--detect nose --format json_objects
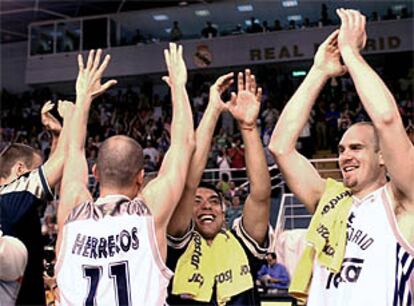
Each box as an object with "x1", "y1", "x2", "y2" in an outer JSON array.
[{"x1": 201, "y1": 201, "x2": 212, "y2": 209}]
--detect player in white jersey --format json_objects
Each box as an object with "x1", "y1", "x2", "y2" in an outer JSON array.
[
  {"x1": 55, "y1": 44, "x2": 194, "y2": 306},
  {"x1": 269, "y1": 8, "x2": 414, "y2": 306}
]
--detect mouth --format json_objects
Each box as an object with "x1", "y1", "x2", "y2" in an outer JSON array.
[
  {"x1": 198, "y1": 214, "x2": 216, "y2": 224},
  {"x1": 342, "y1": 165, "x2": 359, "y2": 175}
]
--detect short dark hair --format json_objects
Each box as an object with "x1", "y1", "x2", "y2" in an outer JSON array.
[
  {"x1": 0, "y1": 143, "x2": 41, "y2": 179},
  {"x1": 197, "y1": 182, "x2": 224, "y2": 208},
  {"x1": 267, "y1": 252, "x2": 277, "y2": 260},
  {"x1": 96, "y1": 136, "x2": 144, "y2": 188}
]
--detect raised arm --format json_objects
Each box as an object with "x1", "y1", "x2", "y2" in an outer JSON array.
[
  {"x1": 227, "y1": 69, "x2": 271, "y2": 244},
  {"x1": 40, "y1": 100, "x2": 62, "y2": 155},
  {"x1": 41, "y1": 99, "x2": 69, "y2": 188},
  {"x1": 337, "y1": 9, "x2": 414, "y2": 201},
  {"x1": 167, "y1": 72, "x2": 234, "y2": 236},
  {"x1": 57, "y1": 50, "x2": 117, "y2": 253},
  {"x1": 142, "y1": 43, "x2": 195, "y2": 233},
  {"x1": 268, "y1": 30, "x2": 347, "y2": 213}
]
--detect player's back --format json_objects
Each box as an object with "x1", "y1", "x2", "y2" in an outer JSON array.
[{"x1": 56, "y1": 195, "x2": 172, "y2": 306}]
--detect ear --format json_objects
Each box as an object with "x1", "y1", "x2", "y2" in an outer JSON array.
[
  {"x1": 92, "y1": 164, "x2": 99, "y2": 182},
  {"x1": 15, "y1": 161, "x2": 27, "y2": 177},
  {"x1": 136, "y1": 169, "x2": 145, "y2": 186}
]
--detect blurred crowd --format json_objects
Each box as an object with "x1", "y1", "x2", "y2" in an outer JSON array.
[
  {"x1": 1, "y1": 64, "x2": 412, "y2": 262},
  {"x1": 131, "y1": 4, "x2": 413, "y2": 45}
]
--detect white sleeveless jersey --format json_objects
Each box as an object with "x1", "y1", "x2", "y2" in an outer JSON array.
[
  {"x1": 55, "y1": 195, "x2": 173, "y2": 306},
  {"x1": 308, "y1": 186, "x2": 414, "y2": 306}
]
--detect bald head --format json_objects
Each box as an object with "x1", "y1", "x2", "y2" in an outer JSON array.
[{"x1": 96, "y1": 136, "x2": 144, "y2": 189}]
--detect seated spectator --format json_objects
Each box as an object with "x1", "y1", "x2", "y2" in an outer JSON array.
[
  {"x1": 256, "y1": 252, "x2": 290, "y2": 293},
  {"x1": 170, "y1": 21, "x2": 183, "y2": 41},
  {"x1": 143, "y1": 154, "x2": 157, "y2": 172},
  {"x1": 246, "y1": 17, "x2": 263, "y2": 33},
  {"x1": 231, "y1": 24, "x2": 244, "y2": 35},
  {"x1": 225, "y1": 193, "x2": 244, "y2": 227},
  {"x1": 400, "y1": 7, "x2": 411, "y2": 19},
  {"x1": 201, "y1": 21, "x2": 218, "y2": 38},
  {"x1": 273, "y1": 19, "x2": 282, "y2": 31},
  {"x1": 301, "y1": 18, "x2": 312, "y2": 29},
  {"x1": 383, "y1": 7, "x2": 397, "y2": 20},
  {"x1": 262, "y1": 21, "x2": 271, "y2": 32},
  {"x1": 370, "y1": 11, "x2": 380, "y2": 21}
]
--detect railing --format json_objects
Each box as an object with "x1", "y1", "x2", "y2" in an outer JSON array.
[{"x1": 85, "y1": 156, "x2": 340, "y2": 198}]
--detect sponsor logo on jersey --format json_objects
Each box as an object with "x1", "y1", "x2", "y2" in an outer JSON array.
[
  {"x1": 326, "y1": 257, "x2": 364, "y2": 289},
  {"x1": 347, "y1": 212, "x2": 375, "y2": 250}
]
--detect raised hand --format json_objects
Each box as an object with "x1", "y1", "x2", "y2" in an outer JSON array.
[
  {"x1": 227, "y1": 69, "x2": 262, "y2": 130},
  {"x1": 336, "y1": 8, "x2": 367, "y2": 52},
  {"x1": 313, "y1": 30, "x2": 347, "y2": 78},
  {"x1": 41, "y1": 101, "x2": 62, "y2": 134},
  {"x1": 162, "y1": 43, "x2": 187, "y2": 88},
  {"x1": 208, "y1": 72, "x2": 234, "y2": 113},
  {"x1": 57, "y1": 100, "x2": 74, "y2": 120},
  {"x1": 76, "y1": 49, "x2": 117, "y2": 101}
]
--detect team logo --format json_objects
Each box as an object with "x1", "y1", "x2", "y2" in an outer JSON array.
[
  {"x1": 194, "y1": 44, "x2": 212, "y2": 68},
  {"x1": 326, "y1": 257, "x2": 364, "y2": 289}
]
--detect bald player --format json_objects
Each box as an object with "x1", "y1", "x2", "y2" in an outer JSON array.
[
  {"x1": 269, "y1": 9, "x2": 413, "y2": 306},
  {"x1": 55, "y1": 44, "x2": 194, "y2": 305}
]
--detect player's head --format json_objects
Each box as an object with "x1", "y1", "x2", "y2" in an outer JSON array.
[
  {"x1": 94, "y1": 135, "x2": 144, "y2": 194},
  {"x1": 193, "y1": 183, "x2": 225, "y2": 241},
  {"x1": 0, "y1": 143, "x2": 43, "y2": 183},
  {"x1": 338, "y1": 122, "x2": 386, "y2": 194}
]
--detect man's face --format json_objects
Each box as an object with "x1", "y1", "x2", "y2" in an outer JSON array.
[
  {"x1": 338, "y1": 125, "x2": 384, "y2": 193},
  {"x1": 193, "y1": 187, "x2": 224, "y2": 241},
  {"x1": 266, "y1": 254, "x2": 276, "y2": 265}
]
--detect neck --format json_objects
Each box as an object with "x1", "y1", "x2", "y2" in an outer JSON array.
[
  {"x1": 99, "y1": 186, "x2": 138, "y2": 200},
  {"x1": 351, "y1": 176, "x2": 387, "y2": 199}
]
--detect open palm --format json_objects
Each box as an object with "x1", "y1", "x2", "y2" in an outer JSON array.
[
  {"x1": 228, "y1": 70, "x2": 262, "y2": 128},
  {"x1": 314, "y1": 30, "x2": 347, "y2": 78}
]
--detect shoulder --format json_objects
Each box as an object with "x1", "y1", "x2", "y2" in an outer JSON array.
[
  {"x1": 232, "y1": 217, "x2": 270, "y2": 260},
  {"x1": 1, "y1": 166, "x2": 52, "y2": 200},
  {"x1": 167, "y1": 221, "x2": 194, "y2": 250}
]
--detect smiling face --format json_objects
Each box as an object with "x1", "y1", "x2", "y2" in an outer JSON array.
[
  {"x1": 193, "y1": 187, "x2": 225, "y2": 241},
  {"x1": 338, "y1": 123, "x2": 386, "y2": 197}
]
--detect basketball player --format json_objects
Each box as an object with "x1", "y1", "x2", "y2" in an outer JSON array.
[
  {"x1": 167, "y1": 69, "x2": 271, "y2": 305},
  {"x1": 269, "y1": 9, "x2": 413, "y2": 306},
  {"x1": 55, "y1": 44, "x2": 194, "y2": 305},
  {"x1": 0, "y1": 100, "x2": 71, "y2": 305}
]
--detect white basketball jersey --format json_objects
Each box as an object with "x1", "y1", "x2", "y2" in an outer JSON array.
[
  {"x1": 56, "y1": 195, "x2": 173, "y2": 306},
  {"x1": 307, "y1": 186, "x2": 414, "y2": 306}
]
